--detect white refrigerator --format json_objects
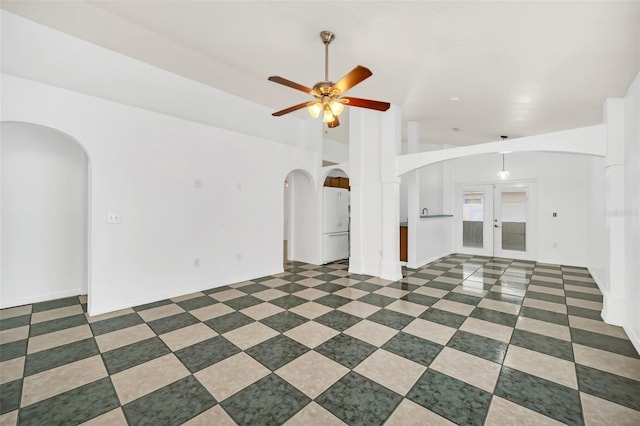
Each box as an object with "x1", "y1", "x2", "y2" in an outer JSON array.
[{"x1": 323, "y1": 187, "x2": 350, "y2": 263}]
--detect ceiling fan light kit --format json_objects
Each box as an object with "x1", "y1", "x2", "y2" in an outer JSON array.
[{"x1": 268, "y1": 31, "x2": 390, "y2": 128}]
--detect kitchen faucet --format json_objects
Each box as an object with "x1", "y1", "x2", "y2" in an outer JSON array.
[{"x1": 422, "y1": 208, "x2": 429, "y2": 215}]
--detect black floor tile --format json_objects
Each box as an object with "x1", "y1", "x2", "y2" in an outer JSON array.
[
  {"x1": 204, "y1": 312, "x2": 254, "y2": 334},
  {"x1": 102, "y1": 337, "x2": 170, "y2": 375},
  {"x1": 469, "y1": 307, "x2": 518, "y2": 328},
  {"x1": 90, "y1": 313, "x2": 144, "y2": 336},
  {"x1": 419, "y1": 308, "x2": 467, "y2": 328},
  {"x1": 29, "y1": 314, "x2": 87, "y2": 337},
  {"x1": 316, "y1": 371, "x2": 402, "y2": 426},
  {"x1": 510, "y1": 329, "x2": 574, "y2": 361},
  {"x1": 565, "y1": 291, "x2": 603, "y2": 303},
  {"x1": 315, "y1": 283, "x2": 347, "y2": 293},
  {"x1": 174, "y1": 336, "x2": 241, "y2": 373},
  {"x1": 31, "y1": 296, "x2": 80, "y2": 313},
  {"x1": 520, "y1": 306, "x2": 569, "y2": 326},
  {"x1": 400, "y1": 292, "x2": 439, "y2": 306},
  {"x1": 245, "y1": 335, "x2": 309, "y2": 371},
  {"x1": 567, "y1": 306, "x2": 602, "y2": 320},
  {"x1": 443, "y1": 292, "x2": 482, "y2": 306},
  {"x1": 448, "y1": 330, "x2": 508, "y2": 364},
  {"x1": 223, "y1": 295, "x2": 263, "y2": 311},
  {"x1": 350, "y1": 282, "x2": 383, "y2": 293},
  {"x1": 382, "y1": 332, "x2": 443, "y2": 366},
  {"x1": 274, "y1": 283, "x2": 307, "y2": 295},
  {"x1": 315, "y1": 334, "x2": 377, "y2": 369},
  {"x1": 484, "y1": 291, "x2": 523, "y2": 305},
  {"x1": 0, "y1": 379, "x2": 22, "y2": 415},
  {"x1": 260, "y1": 311, "x2": 308, "y2": 333},
  {"x1": 525, "y1": 291, "x2": 566, "y2": 305},
  {"x1": 358, "y1": 293, "x2": 396, "y2": 308},
  {"x1": 367, "y1": 309, "x2": 413, "y2": 330},
  {"x1": 24, "y1": 338, "x2": 99, "y2": 376},
  {"x1": 148, "y1": 312, "x2": 200, "y2": 335},
  {"x1": 314, "y1": 310, "x2": 361, "y2": 332},
  {"x1": 268, "y1": 294, "x2": 307, "y2": 309},
  {"x1": 133, "y1": 299, "x2": 173, "y2": 312},
  {"x1": 412, "y1": 272, "x2": 440, "y2": 280},
  {"x1": 221, "y1": 374, "x2": 310, "y2": 425},
  {"x1": 388, "y1": 281, "x2": 419, "y2": 292},
  {"x1": 570, "y1": 328, "x2": 639, "y2": 358},
  {"x1": 236, "y1": 283, "x2": 270, "y2": 294},
  {"x1": 495, "y1": 366, "x2": 584, "y2": 426},
  {"x1": 203, "y1": 286, "x2": 232, "y2": 295},
  {"x1": 0, "y1": 339, "x2": 27, "y2": 362},
  {"x1": 176, "y1": 296, "x2": 217, "y2": 311},
  {"x1": 315, "y1": 294, "x2": 351, "y2": 309},
  {"x1": 576, "y1": 364, "x2": 640, "y2": 411},
  {"x1": 122, "y1": 375, "x2": 216, "y2": 425},
  {"x1": 407, "y1": 369, "x2": 492, "y2": 426},
  {"x1": 425, "y1": 281, "x2": 457, "y2": 291},
  {"x1": 0, "y1": 314, "x2": 31, "y2": 331},
  {"x1": 17, "y1": 378, "x2": 119, "y2": 425}
]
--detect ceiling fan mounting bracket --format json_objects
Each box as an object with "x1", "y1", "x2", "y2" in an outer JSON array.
[{"x1": 320, "y1": 31, "x2": 335, "y2": 45}]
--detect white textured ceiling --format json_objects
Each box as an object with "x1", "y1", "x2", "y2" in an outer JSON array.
[{"x1": 2, "y1": 1, "x2": 639, "y2": 146}]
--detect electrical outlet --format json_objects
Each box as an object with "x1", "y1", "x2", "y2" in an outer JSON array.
[{"x1": 106, "y1": 212, "x2": 120, "y2": 224}]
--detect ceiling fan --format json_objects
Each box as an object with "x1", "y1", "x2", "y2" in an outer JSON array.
[{"x1": 268, "y1": 31, "x2": 390, "y2": 128}]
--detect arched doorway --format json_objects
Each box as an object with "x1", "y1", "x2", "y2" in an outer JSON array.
[
  {"x1": 1, "y1": 122, "x2": 90, "y2": 309},
  {"x1": 283, "y1": 169, "x2": 317, "y2": 265},
  {"x1": 321, "y1": 168, "x2": 351, "y2": 264}
]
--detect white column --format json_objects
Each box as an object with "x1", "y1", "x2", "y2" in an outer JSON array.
[
  {"x1": 380, "y1": 106, "x2": 402, "y2": 280},
  {"x1": 348, "y1": 106, "x2": 402, "y2": 280},
  {"x1": 602, "y1": 98, "x2": 626, "y2": 325},
  {"x1": 406, "y1": 122, "x2": 420, "y2": 268}
]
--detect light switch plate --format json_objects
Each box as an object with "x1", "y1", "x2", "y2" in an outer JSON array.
[{"x1": 107, "y1": 212, "x2": 121, "y2": 224}]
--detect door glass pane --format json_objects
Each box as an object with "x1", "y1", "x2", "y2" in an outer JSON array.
[
  {"x1": 501, "y1": 191, "x2": 526, "y2": 251},
  {"x1": 463, "y1": 192, "x2": 484, "y2": 248}
]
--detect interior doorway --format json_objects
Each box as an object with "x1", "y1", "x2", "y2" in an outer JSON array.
[
  {"x1": 1, "y1": 121, "x2": 90, "y2": 308},
  {"x1": 456, "y1": 182, "x2": 536, "y2": 260}
]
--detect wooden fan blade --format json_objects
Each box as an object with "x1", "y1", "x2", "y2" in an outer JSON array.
[
  {"x1": 331, "y1": 65, "x2": 372, "y2": 95},
  {"x1": 272, "y1": 101, "x2": 316, "y2": 117},
  {"x1": 342, "y1": 96, "x2": 391, "y2": 111},
  {"x1": 268, "y1": 76, "x2": 317, "y2": 96},
  {"x1": 327, "y1": 116, "x2": 340, "y2": 128}
]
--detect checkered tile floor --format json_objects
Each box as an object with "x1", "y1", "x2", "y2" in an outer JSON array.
[{"x1": 1, "y1": 254, "x2": 639, "y2": 425}]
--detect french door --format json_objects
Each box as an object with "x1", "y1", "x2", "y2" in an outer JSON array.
[{"x1": 456, "y1": 183, "x2": 535, "y2": 260}]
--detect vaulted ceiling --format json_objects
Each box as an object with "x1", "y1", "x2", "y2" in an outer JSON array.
[{"x1": 2, "y1": 1, "x2": 639, "y2": 146}]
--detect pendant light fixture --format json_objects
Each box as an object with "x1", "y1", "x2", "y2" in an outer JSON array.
[{"x1": 497, "y1": 135, "x2": 510, "y2": 180}]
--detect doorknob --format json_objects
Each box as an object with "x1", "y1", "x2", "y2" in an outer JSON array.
[{"x1": 494, "y1": 224, "x2": 500, "y2": 228}]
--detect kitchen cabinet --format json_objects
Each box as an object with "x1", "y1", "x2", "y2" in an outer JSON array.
[
  {"x1": 324, "y1": 177, "x2": 350, "y2": 190},
  {"x1": 400, "y1": 225, "x2": 408, "y2": 262}
]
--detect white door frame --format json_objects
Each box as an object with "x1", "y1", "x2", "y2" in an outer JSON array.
[
  {"x1": 455, "y1": 180, "x2": 537, "y2": 260},
  {"x1": 493, "y1": 182, "x2": 537, "y2": 261}
]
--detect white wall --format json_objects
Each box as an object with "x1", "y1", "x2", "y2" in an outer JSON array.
[
  {"x1": 1, "y1": 74, "x2": 317, "y2": 315},
  {"x1": 414, "y1": 218, "x2": 453, "y2": 267},
  {"x1": 587, "y1": 156, "x2": 609, "y2": 293},
  {"x1": 1, "y1": 12, "x2": 321, "y2": 315},
  {"x1": 451, "y1": 152, "x2": 590, "y2": 266},
  {"x1": 288, "y1": 171, "x2": 321, "y2": 264},
  {"x1": 420, "y1": 163, "x2": 444, "y2": 215},
  {"x1": 623, "y1": 75, "x2": 640, "y2": 347},
  {"x1": 1, "y1": 123, "x2": 88, "y2": 307}
]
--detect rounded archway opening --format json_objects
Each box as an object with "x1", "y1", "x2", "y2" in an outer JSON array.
[
  {"x1": 283, "y1": 169, "x2": 315, "y2": 265},
  {"x1": 1, "y1": 121, "x2": 90, "y2": 309}
]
